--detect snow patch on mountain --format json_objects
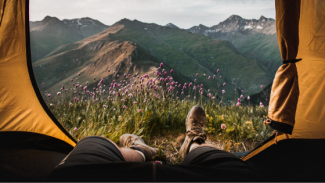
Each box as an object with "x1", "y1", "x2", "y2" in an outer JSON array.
[
  {"x1": 187, "y1": 15, "x2": 275, "y2": 36},
  {"x1": 165, "y1": 23, "x2": 180, "y2": 29}
]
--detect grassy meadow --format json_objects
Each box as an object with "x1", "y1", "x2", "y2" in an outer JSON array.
[{"x1": 45, "y1": 66, "x2": 272, "y2": 164}]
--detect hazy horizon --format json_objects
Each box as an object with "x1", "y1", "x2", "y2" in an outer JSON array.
[{"x1": 30, "y1": 0, "x2": 275, "y2": 29}]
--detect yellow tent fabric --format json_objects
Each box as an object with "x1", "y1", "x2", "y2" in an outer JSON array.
[
  {"x1": 267, "y1": 0, "x2": 300, "y2": 130},
  {"x1": 293, "y1": 0, "x2": 325, "y2": 139},
  {"x1": 243, "y1": 0, "x2": 325, "y2": 161},
  {"x1": 0, "y1": 0, "x2": 76, "y2": 147}
]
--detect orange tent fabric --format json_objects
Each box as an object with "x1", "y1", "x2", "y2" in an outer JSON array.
[
  {"x1": 243, "y1": 0, "x2": 325, "y2": 161},
  {"x1": 0, "y1": 0, "x2": 76, "y2": 147},
  {"x1": 266, "y1": 0, "x2": 301, "y2": 134}
]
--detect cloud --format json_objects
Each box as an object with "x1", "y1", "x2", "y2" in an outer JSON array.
[{"x1": 30, "y1": 0, "x2": 275, "y2": 29}]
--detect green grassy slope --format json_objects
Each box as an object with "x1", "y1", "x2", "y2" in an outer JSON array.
[
  {"x1": 104, "y1": 19, "x2": 272, "y2": 96},
  {"x1": 33, "y1": 19, "x2": 273, "y2": 99},
  {"x1": 33, "y1": 39, "x2": 191, "y2": 95},
  {"x1": 30, "y1": 31, "x2": 83, "y2": 62},
  {"x1": 214, "y1": 33, "x2": 281, "y2": 77}
]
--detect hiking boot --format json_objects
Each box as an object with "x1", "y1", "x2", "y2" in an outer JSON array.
[
  {"x1": 179, "y1": 105, "x2": 207, "y2": 159},
  {"x1": 119, "y1": 134, "x2": 158, "y2": 162}
]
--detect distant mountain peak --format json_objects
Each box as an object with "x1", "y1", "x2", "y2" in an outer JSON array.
[
  {"x1": 227, "y1": 15, "x2": 243, "y2": 20},
  {"x1": 188, "y1": 14, "x2": 276, "y2": 35},
  {"x1": 42, "y1": 15, "x2": 61, "y2": 23},
  {"x1": 29, "y1": 16, "x2": 109, "y2": 62},
  {"x1": 165, "y1": 23, "x2": 179, "y2": 29},
  {"x1": 61, "y1": 17, "x2": 109, "y2": 28},
  {"x1": 116, "y1": 18, "x2": 133, "y2": 25}
]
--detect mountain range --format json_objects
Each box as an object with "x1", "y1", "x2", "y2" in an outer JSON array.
[
  {"x1": 31, "y1": 15, "x2": 279, "y2": 100},
  {"x1": 30, "y1": 16, "x2": 109, "y2": 62},
  {"x1": 186, "y1": 15, "x2": 280, "y2": 75}
]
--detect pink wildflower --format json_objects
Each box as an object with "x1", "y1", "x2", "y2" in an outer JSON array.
[
  {"x1": 247, "y1": 96, "x2": 250, "y2": 100},
  {"x1": 138, "y1": 109, "x2": 142, "y2": 112},
  {"x1": 217, "y1": 69, "x2": 220, "y2": 73},
  {"x1": 170, "y1": 69, "x2": 174, "y2": 74},
  {"x1": 221, "y1": 124, "x2": 226, "y2": 130},
  {"x1": 222, "y1": 90, "x2": 225, "y2": 94}
]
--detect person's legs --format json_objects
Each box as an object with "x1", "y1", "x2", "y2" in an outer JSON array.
[
  {"x1": 179, "y1": 105, "x2": 255, "y2": 169},
  {"x1": 57, "y1": 135, "x2": 144, "y2": 168},
  {"x1": 119, "y1": 147, "x2": 144, "y2": 162},
  {"x1": 119, "y1": 133, "x2": 158, "y2": 162},
  {"x1": 182, "y1": 145, "x2": 249, "y2": 167},
  {"x1": 48, "y1": 136, "x2": 154, "y2": 182}
]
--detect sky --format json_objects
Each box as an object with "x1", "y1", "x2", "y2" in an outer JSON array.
[{"x1": 30, "y1": 0, "x2": 275, "y2": 29}]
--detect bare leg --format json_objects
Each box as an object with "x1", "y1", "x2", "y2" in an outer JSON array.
[
  {"x1": 106, "y1": 138, "x2": 145, "y2": 162},
  {"x1": 189, "y1": 142, "x2": 219, "y2": 152},
  {"x1": 119, "y1": 147, "x2": 145, "y2": 162}
]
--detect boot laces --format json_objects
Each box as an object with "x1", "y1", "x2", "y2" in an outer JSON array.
[
  {"x1": 126, "y1": 138, "x2": 135, "y2": 147},
  {"x1": 187, "y1": 120, "x2": 206, "y2": 141},
  {"x1": 190, "y1": 120, "x2": 203, "y2": 134}
]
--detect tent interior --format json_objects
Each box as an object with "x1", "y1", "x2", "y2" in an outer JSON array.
[{"x1": 0, "y1": 0, "x2": 325, "y2": 181}]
